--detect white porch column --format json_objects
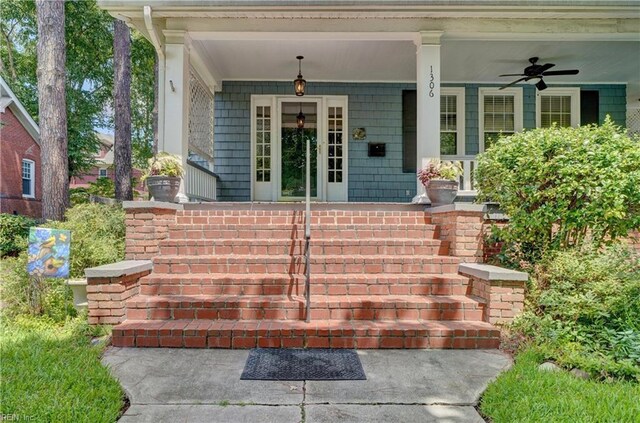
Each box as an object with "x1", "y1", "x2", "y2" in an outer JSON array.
[
  {"x1": 413, "y1": 31, "x2": 443, "y2": 204},
  {"x1": 161, "y1": 30, "x2": 190, "y2": 202}
]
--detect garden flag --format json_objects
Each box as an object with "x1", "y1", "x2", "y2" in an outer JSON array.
[{"x1": 27, "y1": 228, "x2": 71, "y2": 278}]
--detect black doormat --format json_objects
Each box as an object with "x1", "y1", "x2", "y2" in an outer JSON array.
[{"x1": 240, "y1": 348, "x2": 367, "y2": 381}]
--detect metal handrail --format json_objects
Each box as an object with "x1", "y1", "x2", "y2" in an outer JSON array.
[{"x1": 304, "y1": 128, "x2": 312, "y2": 323}]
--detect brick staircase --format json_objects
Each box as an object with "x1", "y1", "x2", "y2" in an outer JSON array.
[{"x1": 111, "y1": 205, "x2": 500, "y2": 349}]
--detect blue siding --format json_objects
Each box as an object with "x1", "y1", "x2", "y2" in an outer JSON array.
[{"x1": 214, "y1": 81, "x2": 626, "y2": 202}]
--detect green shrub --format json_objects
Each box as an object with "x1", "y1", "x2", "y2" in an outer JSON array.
[
  {"x1": 513, "y1": 245, "x2": 640, "y2": 380},
  {"x1": 0, "y1": 203, "x2": 125, "y2": 320},
  {"x1": 48, "y1": 203, "x2": 126, "y2": 278},
  {"x1": 476, "y1": 117, "x2": 640, "y2": 264},
  {"x1": 1, "y1": 254, "x2": 76, "y2": 322},
  {"x1": 0, "y1": 214, "x2": 36, "y2": 257}
]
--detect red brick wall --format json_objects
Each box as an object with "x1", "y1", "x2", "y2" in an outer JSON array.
[
  {"x1": 0, "y1": 107, "x2": 42, "y2": 218},
  {"x1": 70, "y1": 167, "x2": 145, "y2": 192}
]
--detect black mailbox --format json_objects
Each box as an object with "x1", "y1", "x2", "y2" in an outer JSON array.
[{"x1": 368, "y1": 143, "x2": 386, "y2": 157}]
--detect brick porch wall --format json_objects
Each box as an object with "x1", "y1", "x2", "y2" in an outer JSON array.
[
  {"x1": 428, "y1": 204, "x2": 485, "y2": 263},
  {"x1": 124, "y1": 202, "x2": 182, "y2": 260}
]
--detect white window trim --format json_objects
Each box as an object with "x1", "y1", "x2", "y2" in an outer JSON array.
[
  {"x1": 478, "y1": 87, "x2": 523, "y2": 153},
  {"x1": 440, "y1": 87, "x2": 466, "y2": 157},
  {"x1": 22, "y1": 159, "x2": 35, "y2": 199},
  {"x1": 536, "y1": 87, "x2": 581, "y2": 128}
]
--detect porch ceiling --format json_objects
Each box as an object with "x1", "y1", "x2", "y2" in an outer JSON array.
[{"x1": 194, "y1": 37, "x2": 640, "y2": 106}]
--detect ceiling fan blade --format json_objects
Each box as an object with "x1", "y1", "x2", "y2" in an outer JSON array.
[
  {"x1": 542, "y1": 69, "x2": 580, "y2": 76},
  {"x1": 499, "y1": 77, "x2": 529, "y2": 90},
  {"x1": 538, "y1": 63, "x2": 555, "y2": 73},
  {"x1": 499, "y1": 73, "x2": 526, "y2": 77}
]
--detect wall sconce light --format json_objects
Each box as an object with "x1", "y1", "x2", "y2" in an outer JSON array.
[{"x1": 294, "y1": 56, "x2": 306, "y2": 96}]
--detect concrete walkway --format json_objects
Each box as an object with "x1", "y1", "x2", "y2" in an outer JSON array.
[{"x1": 102, "y1": 348, "x2": 511, "y2": 422}]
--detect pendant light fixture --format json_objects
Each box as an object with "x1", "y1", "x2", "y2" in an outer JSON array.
[
  {"x1": 297, "y1": 104, "x2": 305, "y2": 129},
  {"x1": 294, "y1": 56, "x2": 306, "y2": 96}
]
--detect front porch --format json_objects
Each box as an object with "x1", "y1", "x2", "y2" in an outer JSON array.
[{"x1": 98, "y1": 1, "x2": 639, "y2": 204}]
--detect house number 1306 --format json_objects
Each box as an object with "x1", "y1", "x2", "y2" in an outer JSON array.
[{"x1": 429, "y1": 66, "x2": 435, "y2": 97}]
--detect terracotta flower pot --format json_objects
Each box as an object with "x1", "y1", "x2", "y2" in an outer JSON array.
[
  {"x1": 426, "y1": 179, "x2": 458, "y2": 205},
  {"x1": 146, "y1": 176, "x2": 181, "y2": 203}
]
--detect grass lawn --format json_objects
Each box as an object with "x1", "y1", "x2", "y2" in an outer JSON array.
[
  {"x1": 480, "y1": 347, "x2": 640, "y2": 423},
  {"x1": 0, "y1": 316, "x2": 124, "y2": 422}
]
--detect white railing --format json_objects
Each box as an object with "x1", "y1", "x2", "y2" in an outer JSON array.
[
  {"x1": 442, "y1": 155, "x2": 478, "y2": 195},
  {"x1": 186, "y1": 161, "x2": 217, "y2": 202}
]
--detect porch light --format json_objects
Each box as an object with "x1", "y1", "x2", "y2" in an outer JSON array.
[
  {"x1": 297, "y1": 104, "x2": 306, "y2": 129},
  {"x1": 294, "y1": 56, "x2": 306, "y2": 96}
]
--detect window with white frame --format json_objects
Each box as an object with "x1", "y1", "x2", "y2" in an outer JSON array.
[
  {"x1": 440, "y1": 88, "x2": 465, "y2": 156},
  {"x1": 479, "y1": 87, "x2": 523, "y2": 152},
  {"x1": 22, "y1": 159, "x2": 35, "y2": 198},
  {"x1": 536, "y1": 88, "x2": 580, "y2": 128},
  {"x1": 99, "y1": 168, "x2": 108, "y2": 178}
]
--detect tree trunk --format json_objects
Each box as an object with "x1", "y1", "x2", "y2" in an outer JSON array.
[
  {"x1": 36, "y1": 0, "x2": 68, "y2": 221},
  {"x1": 113, "y1": 19, "x2": 133, "y2": 201}
]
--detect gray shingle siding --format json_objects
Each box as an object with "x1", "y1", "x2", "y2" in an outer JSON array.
[{"x1": 213, "y1": 81, "x2": 626, "y2": 202}]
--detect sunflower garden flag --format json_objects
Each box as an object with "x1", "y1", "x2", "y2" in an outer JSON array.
[{"x1": 27, "y1": 228, "x2": 71, "y2": 278}]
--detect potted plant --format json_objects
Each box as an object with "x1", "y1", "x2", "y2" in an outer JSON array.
[
  {"x1": 417, "y1": 159, "x2": 463, "y2": 205},
  {"x1": 142, "y1": 152, "x2": 184, "y2": 203}
]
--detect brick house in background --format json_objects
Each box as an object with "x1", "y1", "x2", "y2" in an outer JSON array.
[
  {"x1": 0, "y1": 76, "x2": 42, "y2": 218},
  {"x1": 69, "y1": 133, "x2": 146, "y2": 196}
]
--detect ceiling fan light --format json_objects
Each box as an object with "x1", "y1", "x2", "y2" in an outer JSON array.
[{"x1": 535, "y1": 79, "x2": 548, "y2": 91}]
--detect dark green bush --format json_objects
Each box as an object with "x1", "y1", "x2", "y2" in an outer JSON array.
[
  {"x1": 513, "y1": 245, "x2": 640, "y2": 381},
  {"x1": 476, "y1": 117, "x2": 640, "y2": 264},
  {"x1": 0, "y1": 214, "x2": 36, "y2": 257}
]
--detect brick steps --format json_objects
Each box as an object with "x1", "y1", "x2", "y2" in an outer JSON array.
[
  {"x1": 112, "y1": 319, "x2": 500, "y2": 349},
  {"x1": 138, "y1": 273, "x2": 471, "y2": 296},
  {"x1": 167, "y1": 224, "x2": 439, "y2": 240},
  {"x1": 125, "y1": 294, "x2": 485, "y2": 321},
  {"x1": 153, "y1": 254, "x2": 460, "y2": 275},
  {"x1": 158, "y1": 238, "x2": 449, "y2": 256}
]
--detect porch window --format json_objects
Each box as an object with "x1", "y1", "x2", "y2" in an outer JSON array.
[
  {"x1": 479, "y1": 87, "x2": 523, "y2": 152},
  {"x1": 22, "y1": 159, "x2": 35, "y2": 198},
  {"x1": 440, "y1": 88, "x2": 465, "y2": 156},
  {"x1": 255, "y1": 105, "x2": 272, "y2": 182},
  {"x1": 536, "y1": 88, "x2": 580, "y2": 128}
]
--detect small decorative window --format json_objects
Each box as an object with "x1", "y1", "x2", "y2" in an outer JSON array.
[
  {"x1": 440, "y1": 88, "x2": 465, "y2": 156},
  {"x1": 327, "y1": 106, "x2": 344, "y2": 183},
  {"x1": 479, "y1": 88, "x2": 523, "y2": 152},
  {"x1": 22, "y1": 159, "x2": 35, "y2": 198},
  {"x1": 255, "y1": 105, "x2": 271, "y2": 182},
  {"x1": 537, "y1": 88, "x2": 580, "y2": 128},
  {"x1": 99, "y1": 168, "x2": 108, "y2": 178}
]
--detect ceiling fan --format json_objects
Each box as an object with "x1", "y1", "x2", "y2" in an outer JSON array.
[{"x1": 498, "y1": 57, "x2": 579, "y2": 91}]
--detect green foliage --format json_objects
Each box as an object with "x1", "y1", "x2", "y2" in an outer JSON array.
[
  {"x1": 1, "y1": 254, "x2": 75, "y2": 322},
  {"x1": 476, "y1": 118, "x2": 640, "y2": 263},
  {"x1": 512, "y1": 245, "x2": 640, "y2": 381},
  {"x1": 0, "y1": 214, "x2": 36, "y2": 257},
  {"x1": 0, "y1": 0, "x2": 156, "y2": 175},
  {"x1": 0, "y1": 204, "x2": 125, "y2": 320},
  {"x1": 417, "y1": 159, "x2": 463, "y2": 185},
  {"x1": 69, "y1": 177, "x2": 116, "y2": 205},
  {"x1": 143, "y1": 152, "x2": 185, "y2": 180},
  {"x1": 48, "y1": 203, "x2": 126, "y2": 278},
  {"x1": 480, "y1": 346, "x2": 640, "y2": 423},
  {"x1": 0, "y1": 316, "x2": 124, "y2": 422}
]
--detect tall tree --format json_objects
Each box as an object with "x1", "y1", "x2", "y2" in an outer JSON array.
[
  {"x1": 113, "y1": 19, "x2": 133, "y2": 201},
  {"x1": 35, "y1": 0, "x2": 68, "y2": 220}
]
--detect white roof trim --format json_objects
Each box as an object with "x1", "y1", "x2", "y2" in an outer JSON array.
[{"x1": 0, "y1": 76, "x2": 40, "y2": 144}]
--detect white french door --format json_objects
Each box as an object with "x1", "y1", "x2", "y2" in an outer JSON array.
[{"x1": 251, "y1": 95, "x2": 348, "y2": 202}]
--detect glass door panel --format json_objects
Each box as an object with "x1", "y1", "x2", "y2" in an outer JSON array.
[{"x1": 280, "y1": 102, "x2": 318, "y2": 199}]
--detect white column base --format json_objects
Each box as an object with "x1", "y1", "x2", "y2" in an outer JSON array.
[
  {"x1": 175, "y1": 192, "x2": 189, "y2": 203},
  {"x1": 412, "y1": 193, "x2": 431, "y2": 204}
]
